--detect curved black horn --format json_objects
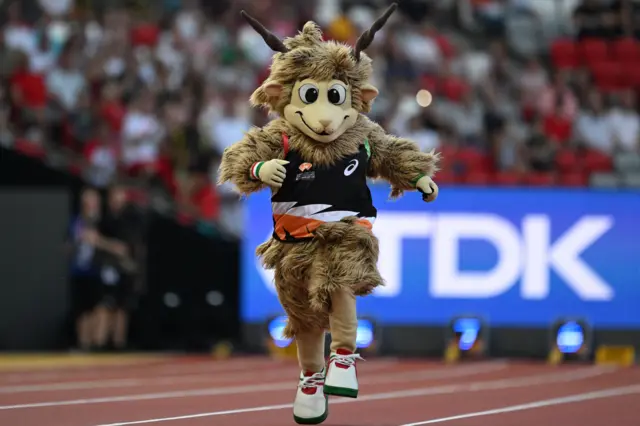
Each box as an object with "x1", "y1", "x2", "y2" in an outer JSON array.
[
  {"x1": 353, "y1": 3, "x2": 398, "y2": 61},
  {"x1": 240, "y1": 10, "x2": 289, "y2": 53}
]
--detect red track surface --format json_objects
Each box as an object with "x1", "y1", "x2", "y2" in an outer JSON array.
[{"x1": 0, "y1": 356, "x2": 638, "y2": 426}]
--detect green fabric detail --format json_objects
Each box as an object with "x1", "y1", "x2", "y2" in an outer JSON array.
[
  {"x1": 254, "y1": 162, "x2": 264, "y2": 179},
  {"x1": 411, "y1": 173, "x2": 426, "y2": 187},
  {"x1": 363, "y1": 138, "x2": 371, "y2": 159}
]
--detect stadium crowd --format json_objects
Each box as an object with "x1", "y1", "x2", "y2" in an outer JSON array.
[{"x1": 2, "y1": 0, "x2": 640, "y2": 238}]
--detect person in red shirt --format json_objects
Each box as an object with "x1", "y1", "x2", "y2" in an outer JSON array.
[
  {"x1": 543, "y1": 99, "x2": 573, "y2": 144},
  {"x1": 177, "y1": 157, "x2": 219, "y2": 224},
  {"x1": 9, "y1": 51, "x2": 47, "y2": 127}
]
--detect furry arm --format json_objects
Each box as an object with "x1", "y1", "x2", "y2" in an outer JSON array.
[
  {"x1": 367, "y1": 122, "x2": 441, "y2": 198},
  {"x1": 217, "y1": 126, "x2": 284, "y2": 195}
]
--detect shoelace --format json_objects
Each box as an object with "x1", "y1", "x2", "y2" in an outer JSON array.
[
  {"x1": 331, "y1": 353, "x2": 365, "y2": 368},
  {"x1": 298, "y1": 371, "x2": 325, "y2": 389}
]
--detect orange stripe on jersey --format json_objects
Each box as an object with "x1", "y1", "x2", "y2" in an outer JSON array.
[
  {"x1": 273, "y1": 214, "x2": 325, "y2": 240},
  {"x1": 355, "y1": 218, "x2": 373, "y2": 230}
]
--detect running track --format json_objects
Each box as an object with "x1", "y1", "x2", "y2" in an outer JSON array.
[{"x1": 0, "y1": 355, "x2": 637, "y2": 425}]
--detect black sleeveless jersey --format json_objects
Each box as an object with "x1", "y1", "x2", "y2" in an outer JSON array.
[{"x1": 271, "y1": 135, "x2": 377, "y2": 242}]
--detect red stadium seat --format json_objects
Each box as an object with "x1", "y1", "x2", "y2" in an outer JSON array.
[
  {"x1": 525, "y1": 172, "x2": 556, "y2": 186},
  {"x1": 622, "y1": 62, "x2": 640, "y2": 88},
  {"x1": 550, "y1": 39, "x2": 579, "y2": 69},
  {"x1": 590, "y1": 61, "x2": 622, "y2": 91},
  {"x1": 583, "y1": 149, "x2": 613, "y2": 173},
  {"x1": 434, "y1": 170, "x2": 457, "y2": 184},
  {"x1": 558, "y1": 171, "x2": 588, "y2": 187},
  {"x1": 461, "y1": 171, "x2": 492, "y2": 185},
  {"x1": 456, "y1": 148, "x2": 491, "y2": 173},
  {"x1": 555, "y1": 148, "x2": 581, "y2": 173},
  {"x1": 579, "y1": 38, "x2": 609, "y2": 65},
  {"x1": 611, "y1": 38, "x2": 639, "y2": 63},
  {"x1": 493, "y1": 171, "x2": 522, "y2": 186}
]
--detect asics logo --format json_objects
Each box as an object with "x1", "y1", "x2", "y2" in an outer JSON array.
[{"x1": 344, "y1": 159, "x2": 359, "y2": 176}]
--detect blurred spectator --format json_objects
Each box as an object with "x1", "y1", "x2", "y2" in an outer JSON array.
[
  {"x1": 121, "y1": 89, "x2": 165, "y2": 175},
  {"x1": 575, "y1": 89, "x2": 616, "y2": 154},
  {"x1": 573, "y1": 0, "x2": 609, "y2": 39},
  {"x1": 537, "y1": 70, "x2": 579, "y2": 121},
  {"x1": 207, "y1": 93, "x2": 251, "y2": 156},
  {"x1": 46, "y1": 46, "x2": 87, "y2": 114},
  {"x1": 543, "y1": 99, "x2": 574, "y2": 145},
  {"x1": 68, "y1": 187, "x2": 102, "y2": 351},
  {"x1": 9, "y1": 51, "x2": 47, "y2": 129},
  {"x1": 608, "y1": 89, "x2": 640, "y2": 152},
  {"x1": 93, "y1": 183, "x2": 141, "y2": 351},
  {"x1": 177, "y1": 155, "x2": 220, "y2": 225},
  {"x1": 3, "y1": 2, "x2": 36, "y2": 55},
  {"x1": 83, "y1": 122, "x2": 119, "y2": 188}
]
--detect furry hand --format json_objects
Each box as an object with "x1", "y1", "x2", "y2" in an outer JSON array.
[
  {"x1": 251, "y1": 159, "x2": 289, "y2": 188},
  {"x1": 416, "y1": 176, "x2": 439, "y2": 203}
]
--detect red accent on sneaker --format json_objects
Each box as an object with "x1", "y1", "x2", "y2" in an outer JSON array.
[
  {"x1": 302, "y1": 387, "x2": 318, "y2": 395},
  {"x1": 336, "y1": 349, "x2": 353, "y2": 356}
]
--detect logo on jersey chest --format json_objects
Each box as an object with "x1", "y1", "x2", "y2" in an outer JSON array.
[
  {"x1": 344, "y1": 159, "x2": 359, "y2": 176},
  {"x1": 296, "y1": 162, "x2": 315, "y2": 181}
]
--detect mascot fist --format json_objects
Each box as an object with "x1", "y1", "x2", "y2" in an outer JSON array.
[
  {"x1": 416, "y1": 175, "x2": 439, "y2": 203},
  {"x1": 251, "y1": 159, "x2": 289, "y2": 188}
]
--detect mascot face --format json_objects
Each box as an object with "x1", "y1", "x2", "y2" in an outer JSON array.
[
  {"x1": 284, "y1": 79, "x2": 358, "y2": 143},
  {"x1": 241, "y1": 3, "x2": 396, "y2": 142}
]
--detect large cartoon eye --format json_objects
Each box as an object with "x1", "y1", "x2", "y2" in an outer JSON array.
[
  {"x1": 299, "y1": 84, "x2": 319, "y2": 104},
  {"x1": 327, "y1": 84, "x2": 347, "y2": 105}
]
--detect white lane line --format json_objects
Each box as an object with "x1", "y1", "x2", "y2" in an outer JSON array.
[
  {"x1": 0, "y1": 359, "x2": 401, "y2": 394},
  {"x1": 0, "y1": 362, "x2": 507, "y2": 410},
  {"x1": 93, "y1": 366, "x2": 616, "y2": 425},
  {"x1": 399, "y1": 384, "x2": 640, "y2": 425}
]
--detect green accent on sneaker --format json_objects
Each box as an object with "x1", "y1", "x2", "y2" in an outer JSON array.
[
  {"x1": 363, "y1": 138, "x2": 371, "y2": 159},
  {"x1": 323, "y1": 385, "x2": 358, "y2": 398},
  {"x1": 293, "y1": 396, "x2": 329, "y2": 425}
]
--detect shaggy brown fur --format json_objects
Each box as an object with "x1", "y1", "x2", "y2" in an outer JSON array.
[
  {"x1": 218, "y1": 115, "x2": 440, "y2": 196},
  {"x1": 218, "y1": 10, "x2": 440, "y2": 338},
  {"x1": 257, "y1": 217, "x2": 381, "y2": 337}
]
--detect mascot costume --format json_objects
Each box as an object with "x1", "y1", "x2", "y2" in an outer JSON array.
[{"x1": 219, "y1": 4, "x2": 440, "y2": 424}]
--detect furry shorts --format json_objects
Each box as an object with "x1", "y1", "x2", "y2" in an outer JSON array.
[{"x1": 256, "y1": 217, "x2": 383, "y2": 338}]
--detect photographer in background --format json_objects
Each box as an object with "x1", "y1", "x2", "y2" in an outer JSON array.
[
  {"x1": 91, "y1": 183, "x2": 143, "y2": 351},
  {"x1": 68, "y1": 187, "x2": 102, "y2": 351}
]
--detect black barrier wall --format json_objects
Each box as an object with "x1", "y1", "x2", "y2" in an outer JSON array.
[
  {"x1": 0, "y1": 148, "x2": 241, "y2": 351},
  {"x1": 0, "y1": 189, "x2": 70, "y2": 350}
]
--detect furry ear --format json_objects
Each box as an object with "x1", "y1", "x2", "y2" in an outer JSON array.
[
  {"x1": 361, "y1": 84, "x2": 379, "y2": 103},
  {"x1": 263, "y1": 82, "x2": 284, "y2": 98},
  {"x1": 301, "y1": 22, "x2": 324, "y2": 42}
]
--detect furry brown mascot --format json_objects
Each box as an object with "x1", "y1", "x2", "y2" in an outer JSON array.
[{"x1": 218, "y1": 4, "x2": 440, "y2": 424}]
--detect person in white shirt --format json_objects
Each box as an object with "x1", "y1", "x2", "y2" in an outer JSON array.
[
  {"x1": 574, "y1": 90, "x2": 616, "y2": 154},
  {"x1": 121, "y1": 90, "x2": 165, "y2": 169},
  {"x1": 607, "y1": 89, "x2": 640, "y2": 152},
  {"x1": 46, "y1": 49, "x2": 86, "y2": 112}
]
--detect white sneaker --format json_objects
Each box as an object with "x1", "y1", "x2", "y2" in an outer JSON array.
[
  {"x1": 324, "y1": 349, "x2": 364, "y2": 398},
  {"x1": 293, "y1": 369, "x2": 329, "y2": 424}
]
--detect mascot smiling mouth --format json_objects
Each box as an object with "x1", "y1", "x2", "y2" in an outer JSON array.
[{"x1": 295, "y1": 111, "x2": 350, "y2": 136}]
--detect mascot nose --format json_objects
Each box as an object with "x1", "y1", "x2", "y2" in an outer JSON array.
[{"x1": 319, "y1": 119, "x2": 332, "y2": 128}]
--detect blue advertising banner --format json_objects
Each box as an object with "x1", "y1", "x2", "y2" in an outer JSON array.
[{"x1": 242, "y1": 185, "x2": 640, "y2": 328}]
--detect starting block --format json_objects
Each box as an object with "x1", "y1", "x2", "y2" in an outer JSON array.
[{"x1": 595, "y1": 345, "x2": 636, "y2": 367}]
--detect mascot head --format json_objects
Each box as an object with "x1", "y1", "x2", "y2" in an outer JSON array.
[{"x1": 243, "y1": 3, "x2": 397, "y2": 143}]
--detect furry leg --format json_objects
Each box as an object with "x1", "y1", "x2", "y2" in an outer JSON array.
[
  {"x1": 325, "y1": 289, "x2": 361, "y2": 399},
  {"x1": 328, "y1": 289, "x2": 357, "y2": 353},
  {"x1": 296, "y1": 329, "x2": 326, "y2": 373}
]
